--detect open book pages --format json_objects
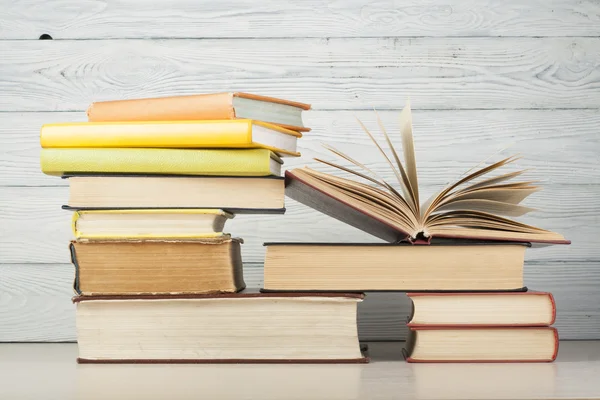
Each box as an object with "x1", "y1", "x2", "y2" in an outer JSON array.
[{"x1": 287, "y1": 102, "x2": 568, "y2": 244}]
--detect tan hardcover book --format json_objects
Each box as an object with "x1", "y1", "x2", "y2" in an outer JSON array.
[
  {"x1": 74, "y1": 292, "x2": 366, "y2": 363},
  {"x1": 71, "y1": 237, "x2": 245, "y2": 295},
  {"x1": 87, "y1": 92, "x2": 311, "y2": 132},
  {"x1": 404, "y1": 327, "x2": 559, "y2": 363},
  {"x1": 263, "y1": 242, "x2": 528, "y2": 292},
  {"x1": 407, "y1": 291, "x2": 556, "y2": 327},
  {"x1": 66, "y1": 176, "x2": 285, "y2": 213}
]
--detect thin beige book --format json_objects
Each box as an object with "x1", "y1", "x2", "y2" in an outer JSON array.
[
  {"x1": 404, "y1": 327, "x2": 558, "y2": 362},
  {"x1": 66, "y1": 176, "x2": 285, "y2": 213}
]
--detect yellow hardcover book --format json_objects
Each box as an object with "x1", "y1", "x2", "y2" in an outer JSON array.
[
  {"x1": 40, "y1": 148, "x2": 282, "y2": 177},
  {"x1": 72, "y1": 209, "x2": 233, "y2": 240},
  {"x1": 40, "y1": 119, "x2": 301, "y2": 157}
]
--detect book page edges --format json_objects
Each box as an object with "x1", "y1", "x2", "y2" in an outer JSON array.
[
  {"x1": 233, "y1": 92, "x2": 311, "y2": 110},
  {"x1": 404, "y1": 292, "x2": 556, "y2": 324},
  {"x1": 405, "y1": 327, "x2": 558, "y2": 363},
  {"x1": 285, "y1": 170, "x2": 570, "y2": 245}
]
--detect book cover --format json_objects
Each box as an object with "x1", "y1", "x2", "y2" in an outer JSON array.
[
  {"x1": 41, "y1": 148, "x2": 282, "y2": 177},
  {"x1": 41, "y1": 119, "x2": 302, "y2": 157},
  {"x1": 70, "y1": 237, "x2": 245, "y2": 295},
  {"x1": 86, "y1": 92, "x2": 311, "y2": 132}
]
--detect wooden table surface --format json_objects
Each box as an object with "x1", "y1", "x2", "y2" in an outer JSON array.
[{"x1": 1, "y1": 341, "x2": 599, "y2": 400}]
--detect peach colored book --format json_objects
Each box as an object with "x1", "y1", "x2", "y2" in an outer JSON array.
[{"x1": 87, "y1": 92, "x2": 311, "y2": 132}]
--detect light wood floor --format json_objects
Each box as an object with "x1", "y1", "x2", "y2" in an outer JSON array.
[{"x1": 1, "y1": 341, "x2": 599, "y2": 399}]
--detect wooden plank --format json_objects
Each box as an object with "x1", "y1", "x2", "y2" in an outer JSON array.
[
  {"x1": 0, "y1": 264, "x2": 74, "y2": 341},
  {"x1": 0, "y1": 185, "x2": 595, "y2": 264},
  {"x1": 1, "y1": 38, "x2": 600, "y2": 111},
  {"x1": 3, "y1": 109, "x2": 600, "y2": 187},
  {"x1": 1, "y1": 0, "x2": 599, "y2": 39},
  {"x1": 1, "y1": 263, "x2": 598, "y2": 342}
]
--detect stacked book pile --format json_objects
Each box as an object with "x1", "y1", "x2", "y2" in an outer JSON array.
[
  {"x1": 39, "y1": 94, "x2": 569, "y2": 364},
  {"x1": 263, "y1": 102, "x2": 569, "y2": 363},
  {"x1": 40, "y1": 93, "x2": 365, "y2": 363},
  {"x1": 404, "y1": 290, "x2": 558, "y2": 362}
]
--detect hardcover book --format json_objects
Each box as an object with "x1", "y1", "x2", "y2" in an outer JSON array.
[
  {"x1": 406, "y1": 291, "x2": 556, "y2": 327},
  {"x1": 71, "y1": 237, "x2": 245, "y2": 295},
  {"x1": 285, "y1": 102, "x2": 569, "y2": 245},
  {"x1": 74, "y1": 292, "x2": 366, "y2": 363},
  {"x1": 41, "y1": 148, "x2": 282, "y2": 177},
  {"x1": 263, "y1": 242, "x2": 529, "y2": 292},
  {"x1": 403, "y1": 326, "x2": 559, "y2": 363},
  {"x1": 41, "y1": 119, "x2": 301, "y2": 157},
  {"x1": 86, "y1": 92, "x2": 311, "y2": 132},
  {"x1": 72, "y1": 209, "x2": 233, "y2": 240},
  {"x1": 65, "y1": 175, "x2": 285, "y2": 213}
]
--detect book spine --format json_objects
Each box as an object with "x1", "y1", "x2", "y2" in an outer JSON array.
[
  {"x1": 69, "y1": 242, "x2": 82, "y2": 295},
  {"x1": 40, "y1": 119, "x2": 253, "y2": 148},
  {"x1": 72, "y1": 211, "x2": 81, "y2": 239},
  {"x1": 404, "y1": 327, "x2": 558, "y2": 363},
  {"x1": 548, "y1": 293, "x2": 557, "y2": 325}
]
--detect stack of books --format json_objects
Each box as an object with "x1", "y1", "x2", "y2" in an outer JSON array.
[
  {"x1": 40, "y1": 92, "x2": 366, "y2": 363},
  {"x1": 404, "y1": 291, "x2": 558, "y2": 362},
  {"x1": 263, "y1": 102, "x2": 569, "y2": 363}
]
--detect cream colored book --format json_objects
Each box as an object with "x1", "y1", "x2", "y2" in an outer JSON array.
[
  {"x1": 264, "y1": 242, "x2": 528, "y2": 291},
  {"x1": 72, "y1": 209, "x2": 233, "y2": 240},
  {"x1": 66, "y1": 176, "x2": 285, "y2": 212},
  {"x1": 74, "y1": 292, "x2": 366, "y2": 363},
  {"x1": 404, "y1": 327, "x2": 558, "y2": 362}
]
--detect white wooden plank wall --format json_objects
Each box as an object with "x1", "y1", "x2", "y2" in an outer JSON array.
[{"x1": 0, "y1": 0, "x2": 599, "y2": 342}]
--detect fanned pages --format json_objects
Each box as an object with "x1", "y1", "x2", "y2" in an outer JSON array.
[{"x1": 285, "y1": 102, "x2": 569, "y2": 245}]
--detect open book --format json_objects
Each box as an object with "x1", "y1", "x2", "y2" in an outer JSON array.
[{"x1": 285, "y1": 103, "x2": 569, "y2": 245}]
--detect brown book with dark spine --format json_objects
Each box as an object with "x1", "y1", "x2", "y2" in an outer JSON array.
[
  {"x1": 71, "y1": 237, "x2": 245, "y2": 295},
  {"x1": 73, "y1": 292, "x2": 367, "y2": 364},
  {"x1": 87, "y1": 92, "x2": 311, "y2": 132}
]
